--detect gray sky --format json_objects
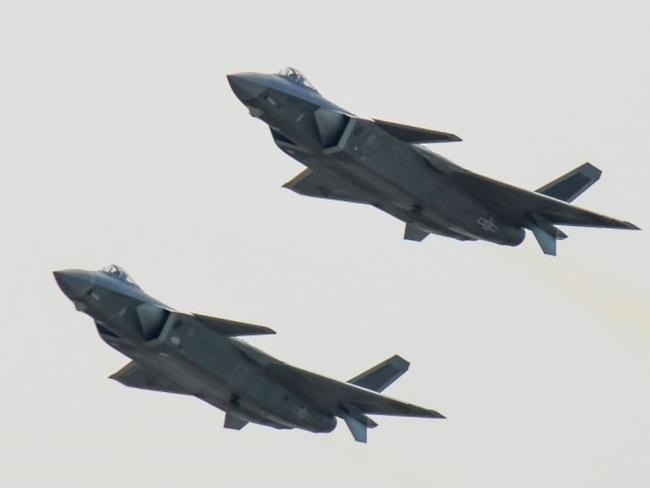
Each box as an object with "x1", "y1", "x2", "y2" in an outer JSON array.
[{"x1": 1, "y1": 1, "x2": 649, "y2": 487}]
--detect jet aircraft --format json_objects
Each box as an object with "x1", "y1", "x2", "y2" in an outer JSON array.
[
  {"x1": 54, "y1": 265, "x2": 443, "y2": 442},
  {"x1": 228, "y1": 67, "x2": 638, "y2": 255}
]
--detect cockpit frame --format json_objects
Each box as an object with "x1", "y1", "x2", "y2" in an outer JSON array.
[
  {"x1": 277, "y1": 67, "x2": 319, "y2": 93},
  {"x1": 101, "y1": 264, "x2": 139, "y2": 287}
]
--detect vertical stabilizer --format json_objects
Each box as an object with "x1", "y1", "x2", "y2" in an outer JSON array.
[
  {"x1": 528, "y1": 214, "x2": 567, "y2": 256},
  {"x1": 535, "y1": 163, "x2": 601, "y2": 202},
  {"x1": 349, "y1": 355, "x2": 410, "y2": 392},
  {"x1": 343, "y1": 415, "x2": 367, "y2": 443}
]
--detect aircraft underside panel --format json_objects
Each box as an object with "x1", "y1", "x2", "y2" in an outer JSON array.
[{"x1": 404, "y1": 220, "x2": 477, "y2": 242}]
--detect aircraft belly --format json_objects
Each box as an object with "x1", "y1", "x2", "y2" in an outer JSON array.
[
  {"x1": 281, "y1": 117, "x2": 524, "y2": 246},
  {"x1": 296, "y1": 145, "x2": 494, "y2": 243},
  {"x1": 122, "y1": 316, "x2": 335, "y2": 433},
  {"x1": 119, "y1": 359, "x2": 292, "y2": 431},
  {"x1": 124, "y1": 348, "x2": 231, "y2": 402}
]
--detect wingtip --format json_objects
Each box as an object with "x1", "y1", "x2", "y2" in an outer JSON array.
[
  {"x1": 624, "y1": 222, "x2": 641, "y2": 230},
  {"x1": 257, "y1": 325, "x2": 277, "y2": 335},
  {"x1": 441, "y1": 133, "x2": 462, "y2": 142},
  {"x1": 421, "y1": 408, "x2": 446, "y2": 419},
  {"x1": 391, "y1": 354, "x2": 410, "y2": 368},
  {"x1": 582, "y1": 162, "x2": 602, "y2": 179}
]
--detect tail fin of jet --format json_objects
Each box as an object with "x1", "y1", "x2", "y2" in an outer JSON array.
[
  {"x1": 265, "y1": 358, "x2": 443, "y2": 444},
  {"x1": 348, "y1": 355, "x2": 410, "y2": 393},
  {"x1": 535, "y1": 162, "x2": 602, "y2": 203},
  {"x1": 529, "y1": 162, "x2": 637, "y2": 255},
  {"x1": 452, "y1": 163, "x2": 639, "y2": 256},
  {"x1": 527, "y1": 213, "x2": 568, "y2": 256},
  {"x1": 343, "y1": 355, "x2": 415, "y2": 442},
  {"x1": 342, "y1": 411, "x2": 377, "y2": 443}
]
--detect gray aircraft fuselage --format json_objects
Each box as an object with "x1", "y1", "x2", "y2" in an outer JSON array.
[
  {"x1": 54, "y1": 266, "x2": 442, "y2": 441},
  {"x1": 227, "y1": 68, "x2": 637, "y2": 255}
]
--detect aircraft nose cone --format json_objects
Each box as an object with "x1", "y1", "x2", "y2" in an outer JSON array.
[
  {"x1": 227, "y1": 73, "x2": 266, "y2": 103},
  {"x1": 53, "y1": 270, "x2": 94, "y2": 300}
]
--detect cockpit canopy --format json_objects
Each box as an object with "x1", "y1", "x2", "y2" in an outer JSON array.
[
  {"x1": 101, "y1": 264, "x2": 139, "y2": 287},
  {"x1": 277, "y1": 67, "x2": 319, "y2": 93}
]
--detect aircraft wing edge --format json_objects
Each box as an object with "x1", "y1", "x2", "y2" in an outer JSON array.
[
  {"x1": 264, "y1": 363, "x2": 444, "y2": 419},
  {"x1": 374, "y1": 118, "x2": 461, "y2": 144},
  {"x1": 192, "y1": 313, "x2": 277, "y2": 336},
  {"x1": 109, "y1": 361, "x2": 188, "y2": 395}
]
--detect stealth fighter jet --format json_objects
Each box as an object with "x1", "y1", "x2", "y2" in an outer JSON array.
[
  {"x1": 54, "y1": 265, "x2": 443, "y2": 442},
  {"x1": 228, "y1": 67, "x2": 638, "y2": 255}
]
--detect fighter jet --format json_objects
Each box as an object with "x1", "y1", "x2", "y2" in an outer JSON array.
[
  {"x1": 54, "y1": 265, "x2": 443, "y2": 442},
  {"x1": 228, "y1": 67, "x2": 639, "y2": 255}
]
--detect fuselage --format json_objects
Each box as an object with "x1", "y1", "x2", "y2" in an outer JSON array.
[
  {"x1": 54, "y1": 268, "x2": 337, "y2": 433},
  {"x1": 227, "y1": 69, "x2": 526, "y2": 247}
]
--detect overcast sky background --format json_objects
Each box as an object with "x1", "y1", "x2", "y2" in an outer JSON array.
[{"x1": 1, "y1": 1, "x2": 649, "y2": 487}]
